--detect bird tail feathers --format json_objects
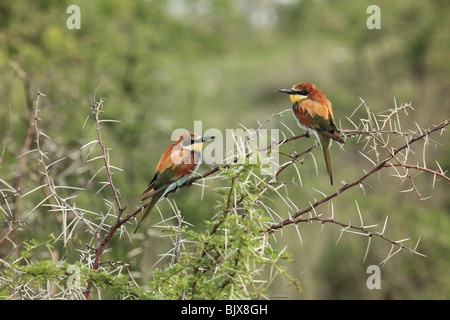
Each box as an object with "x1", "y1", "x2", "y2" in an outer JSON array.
[
  {"x1": 134, "y1": 195, "x2": 159, "y2": 234},
  {"x1": 319, "y1": 134, "x2": 334, "y2": 185}
]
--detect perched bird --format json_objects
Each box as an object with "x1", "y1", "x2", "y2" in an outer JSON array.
[
  {"x1": 134, "y1": 132, "x2": 215, "y2": 233},
  {"x1": 276, "y1": 82, "x2": 344, "y2": 185}
]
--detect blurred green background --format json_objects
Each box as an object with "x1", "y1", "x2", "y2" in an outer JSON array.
[{"x1": 0, "y1": 0, "x2": 449, "y2": 299}]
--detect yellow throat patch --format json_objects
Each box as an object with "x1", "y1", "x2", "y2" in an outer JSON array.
[{"x1": 289, "y1": 94, "x2": 308, "y2": 103}]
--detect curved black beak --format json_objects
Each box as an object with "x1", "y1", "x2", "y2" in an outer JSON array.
[
  {"x1": 275, "y1": 89, "x2": 296, "y2": 95},
  {"x1": 201, "y1": 136, "x2": 215, "y2": 142}
]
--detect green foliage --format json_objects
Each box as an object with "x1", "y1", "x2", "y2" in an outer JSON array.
[
  {"x1": 1, "y1": 168, "x2": 302, "y2": 299},
  {"x1": 0, "y1": 234, "x2": 147, "y2": 299},
  {"x1": 147, "y1": 164, "x2": 301, "y2": 299}
]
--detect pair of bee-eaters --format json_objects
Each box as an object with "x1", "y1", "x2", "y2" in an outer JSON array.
[{"x1": 134, "y1": 82, "x2": 345, "y2": 233}]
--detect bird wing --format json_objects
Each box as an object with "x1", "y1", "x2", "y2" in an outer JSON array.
[
  {"x1": 139, "y1": 150, "x2": 198, "y2": 202},
  {"x1": 138, "y1": 172, "x2": 159, "y2": 201},
  {"x1": 139, "y1": 166, "x2": 177, "y2": 202},
  {"x1": 139, "y1": 149, "x2": 178, "y2": 202},
  {"x1": 298, "y1": 99, "x2": 344, "y2": 143}
]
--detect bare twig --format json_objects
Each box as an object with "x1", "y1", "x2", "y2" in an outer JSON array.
[
  {"x1": 10, "y1": 62, "x2": 35, "y2": 234},
  {"x1": 32, "y1": 92, "x2": 98, "y2": 239},
  {"x1": 91, "y1": 98, "x2": 125, "y2": 217}
]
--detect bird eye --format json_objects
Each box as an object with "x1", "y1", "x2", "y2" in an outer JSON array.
[{"x1": 299, "y1": 90, "x2": 309, "y2": 95}]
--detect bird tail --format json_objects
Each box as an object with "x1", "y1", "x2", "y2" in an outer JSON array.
[
  {"x1": 134, "y1": 195, "x2": 159, "y2": 234},
  {"x1": 319, "y1": 134, "x2": 334, "y2": 185}
]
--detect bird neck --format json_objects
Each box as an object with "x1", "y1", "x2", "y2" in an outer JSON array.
[{"x1": 308, "y1": 90, "x2": 328, "y2": 105}]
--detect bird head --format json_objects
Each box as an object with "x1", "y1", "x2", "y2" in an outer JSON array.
[
  {"x1": 178, "y1": 132, "x2": 215, "y2": 152},
  {"x1": 275, "y1": 82, "x2": 319, "y2": 103}
]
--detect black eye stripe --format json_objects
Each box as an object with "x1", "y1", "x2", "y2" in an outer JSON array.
[
  {"x1": 182, "y1": 138, "x2": 202, "y2": 146},
  {"x1": 297, "y1": 89, "x2": 309, "y2": 95}
]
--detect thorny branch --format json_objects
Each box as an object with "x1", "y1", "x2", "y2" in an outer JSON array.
[
  {"x1": 91, "y1": 98, "x2": 125, "y2": 217},
  {"x1": 84, "y1": 98, "x2": 128, "y2": 299},
  {"x1": 76, "y1": 97, "x2": 447, "y2": 298},
  {"x1": 266, "y1": 118, "x2": 449, "y2": 258},
  {"x1": 1, "y1": 87, "x2": 441, "y2": 299},
  {"x1": 3, "y1": 74, "x2": 446, "y2": 299},
  {"x1": 9, "y1": 62, "x2": 35, "y2": 243},
  {"x1": 33, "y1": 92, "x2": 97, "y2": 239}
]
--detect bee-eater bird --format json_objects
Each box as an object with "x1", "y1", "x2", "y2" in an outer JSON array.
[
  {"x1": 276, "y1": 82, "x2": 345, "y2": 185},
  {"x1": 134, "y1": 132, "x2": 215, "y2": 233}
]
